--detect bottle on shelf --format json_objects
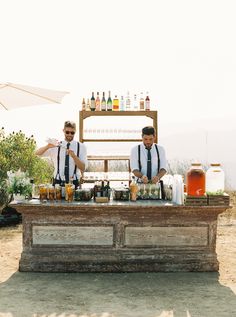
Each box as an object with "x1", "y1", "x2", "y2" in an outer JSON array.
[
  {"x1": 186, "y1": 163, "x2": 206, "y2": 196},
  {"x1": 95, "y1": 92, "x2": 100, "y2": 111},
  {"x1": 113, "y1": 95, "x2": 119, "y2": 111},
  {"x1": 86, "y1": 98, "x2": 90, "y2": 111},
  {"x1": 120, "y1": 95, "x2": 125, "y2": 111},
  {"x1": 145, "y1": 92, "x2": 150, "y2": 111},
  {"x1": 126, "y1": 91, "x2": 131, "y2": 110},
  {"x1": 133, "y1": 94, "x2": 138, "y2": 110},
  {"x1": 101, "y1": 92, "x2": 106, "y2": 111},
  {"x1": 90, "y1": 92, "x2": 96, "y2": 111},
  {"x1": 139, "y1": 92, "x2": 145, "y2": 110},
  {"x1": 107, "y1": 91, "x2": 113, "y2": 111},
  {"x1": 82, "y1": 98, "x2": 86, "y2": 111}
]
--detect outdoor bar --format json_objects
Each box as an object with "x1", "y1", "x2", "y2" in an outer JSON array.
[{"x1": 12, "y1": 200, "x2": 229, "y2": 273}]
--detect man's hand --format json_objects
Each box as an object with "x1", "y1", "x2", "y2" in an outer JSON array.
[
  {"x1": 141, "y1": 175, "x2": 149, "y2": 184},
  {"x1": 151, "y1": 176, "x2": 160, "y2": 184},
  {"x1": 47, "y1": 143, "x2": 57, "y2": 149},
  {"x1": 67, "y1": 149, "x2": 76, "y2": 158}
]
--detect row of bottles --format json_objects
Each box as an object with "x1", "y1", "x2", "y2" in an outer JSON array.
[
  {"x1": 186, "y1": 163, "x2": 225, "y2": 196},
  {"x1": 82, "y1": 91, "x2": 151, "y2": 112},
  {"x1": 93, "y1": 180, "x2": 111, "y2": 198}
]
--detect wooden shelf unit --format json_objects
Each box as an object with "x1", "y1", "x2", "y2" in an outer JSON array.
[
  {"x1": 79, "y1": 110, "x2": 158, "y2": 143},
  {"x1": 79, "y1": 110, "x2": 158, "y2": 182}
]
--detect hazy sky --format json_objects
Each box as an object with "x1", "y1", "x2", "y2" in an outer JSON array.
[{"x1": 1, "y1": 0, "x2": 236, "y2": 186}]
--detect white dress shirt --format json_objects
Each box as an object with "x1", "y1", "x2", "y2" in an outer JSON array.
[
  {"x1": 130, "y1": 143, "x2": 167, "y2": 178},
  {"x1": 41, "y1": 140, "x2": 88, "y2": 180}
]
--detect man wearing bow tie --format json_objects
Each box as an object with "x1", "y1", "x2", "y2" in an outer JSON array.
[{"x1": 130, "y1": 126, "x2": 167, "y2": 184}]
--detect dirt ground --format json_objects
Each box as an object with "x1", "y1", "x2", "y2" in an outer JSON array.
[{"x1": 0, "y1": 207, "x2": 236, "y2": 317}]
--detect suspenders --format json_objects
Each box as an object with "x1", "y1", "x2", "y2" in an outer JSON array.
[
  {"x1": 138, "y1": 144, "x2": 160, "y2": 174},
  {"x1": 55, "y1": 142, "x2": 80, "y2": 181}
]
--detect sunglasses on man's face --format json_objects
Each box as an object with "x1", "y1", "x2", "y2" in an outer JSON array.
[{"x1": 65, "y1": 131, "x2": 75, "y2": 135}]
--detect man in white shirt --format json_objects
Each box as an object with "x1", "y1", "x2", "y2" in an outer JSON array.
[
  {"x1": 130, "y1": 126, "x2": 167, "y2": 184},
  {"x1": 35, "y1": 121, "x2": 87, "y2": 188}
]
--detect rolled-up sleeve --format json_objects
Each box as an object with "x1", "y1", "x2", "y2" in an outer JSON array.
[
  {"x1": 130, "y1": 146, "x2": 139, "y2": 172},
  {"x1": 79, "y1": 143, "x2": 88, "y2": 170},
  {"x1": 158, "y1": 145, "x2": 167, "y2": 171}
]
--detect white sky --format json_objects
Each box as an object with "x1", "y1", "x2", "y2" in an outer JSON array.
[{"x1": 0, "y1": 0, "x2": 236, "y2": 186}]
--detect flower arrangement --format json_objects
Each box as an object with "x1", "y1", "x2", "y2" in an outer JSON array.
[{"x1": 7, "y1": 170, "x2": 32, "y2": 197}]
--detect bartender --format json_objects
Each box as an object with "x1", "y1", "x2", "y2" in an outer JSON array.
[
  {"x1": 130, "y1": 126, "x2": 167, "y2": 184},
  {"x1": 35, "y1": 120, "x2": 87, "y2": 188}
]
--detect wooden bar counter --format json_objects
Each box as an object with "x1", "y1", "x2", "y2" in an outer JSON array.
[{"x1": 12, "y1": 200, "x2": 229, "y2": 272}]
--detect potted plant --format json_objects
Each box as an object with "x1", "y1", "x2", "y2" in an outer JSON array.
[{"x1": 7, "y1": 170, "x2": 32, "y2": 202}]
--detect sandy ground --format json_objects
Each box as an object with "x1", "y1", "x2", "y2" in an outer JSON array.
[{"x1": 0, "y1": 208, "x2": 236, "y2": 317}]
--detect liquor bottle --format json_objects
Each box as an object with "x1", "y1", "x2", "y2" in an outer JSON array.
[
  {"x1": 86, "y1": 98, "x2": 90, "y2": 111},
  {"x1": 130, "y1": 176, "x2": 138, "y2": 201},
  {"x1": 90, "y1": 92, "x2": 96, "y2": 111},
  {"x1": 145, "y1": 92, "x2": 150, "y2": 111},
  {"x1": 113, "y1": 95, "x2": 119, "y2": 111},
  {"x1": 104, "y1": 180, "x2": 111, "y2": 199},
  {"x1": 126, "y1": 91, "x2": 131, "y2": 110},
  {"x1": 101, "y1": 92, "x2": 106, "y2": 111},
  {"x1": 107, "y1": 91, "x2": 113, "y2": 111},
  {"x1": 139, "y1": 92, "x2": 145, "y2": 110},
  {"x1": 94, "y1": 180, "x2": 102, "y2": 197},
  {"x1": 133, "y1": 94, "x2": 138, "y2": 111},
  {"x1": 82, "y1": 98, "x2": 86, "y2": 110},
  {"x1": 120, "y1": 96, "x2": 125, "y2": 111},
  {"x1": 101, "y1": 180, "x2": 105, "y2": 197},
  {"x1": 30, "y1": 178, "x2": 34, "y2": 199},
  {"x1": 60, "y1": 176, "x2": 66, "y2": 199},
  {"x1": 95, "y1": 92, "x2": 100, "y2": 111}
]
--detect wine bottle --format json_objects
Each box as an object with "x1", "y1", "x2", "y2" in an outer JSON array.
[
  {"x1": 95, "y1": 92, "x2": 100, "y2": 111},
  {"x1": 90, "y1": 92, "x2": 96, "y2": 111},
  {"x1": 107, "y1": 91, "x2": 113, "y2": 111},
  {"x1": 101, "y1": 92, "x2": 106, "y2": 111},
  {"x1": 145, "y1": 92, "x2": 150, "y2": 111}
]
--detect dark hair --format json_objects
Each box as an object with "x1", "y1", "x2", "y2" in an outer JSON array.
[
  {"x1": 142, "y1": 126, "x2": 155, "y2": 136},
  {"x1": 64, "y1": 121, "x2": 76, "y2": 129}
]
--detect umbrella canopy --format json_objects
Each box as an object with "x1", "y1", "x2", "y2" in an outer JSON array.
[{"x1": 0, "y1": 82, "x2": 69, "y2": 110}]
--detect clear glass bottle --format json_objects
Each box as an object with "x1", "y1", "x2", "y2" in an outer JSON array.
[
  {"x1": 90, "y1": 92, "x2": 96, "y2": 111},
  {"x1": 113, "y1": 95, "x2": 119, "y2": 111},
  {"x1": 82, "y1": 98, "x2": 86, "y2": 110},
  {"x1": 120, "y1": 95, "x2": 125, "y2": 111},
  {"x1": 95, "y1": 92, "x2": 100, "y2": 111},
  {"x1": 145, "y1": 92, "x2": 150, "y2": 111},
  {"x1": 86, "y1": 98, "x2": 90, "y2": 111},
  {"x1": 101, "y1": 92, "x2": 106, "y2": 111},
  {"x1": 186, "y1": 163, "x2": 206, "y2": 196},
  {"x1": 107, "y1": 91, "x2": 113, "y2": 111},
  {"x1": 126, "y1": 91, "x2": 131, "y2": 110},
  {"x1": 206, "y1": 163, "x2": 225, "y2": 194},
  {"x1": 139, "y1": 92, "x2": 145, "y2": 110},
  {"x1": 133, "y1": 94, "x2": 138, "y2": 111}
]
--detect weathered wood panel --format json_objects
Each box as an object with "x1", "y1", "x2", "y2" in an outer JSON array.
[
  {"x1": 33, "y1": 225, "x2": 113, "y2": 246},
  {"x1": 12, "y1": 200, "x2": 229, "y2": 272},
  {"x1": 125, "y1": 226, "x2": 208, "y2": 246}
]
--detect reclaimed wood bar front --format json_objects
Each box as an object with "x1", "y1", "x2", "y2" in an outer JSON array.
[{"x1": 13, "y1": 201, "x2": 228, "y2": 272}]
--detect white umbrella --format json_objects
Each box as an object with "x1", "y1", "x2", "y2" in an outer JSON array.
[{"x1": 0, "y1": 82, "x2": 69, "y2": 110}]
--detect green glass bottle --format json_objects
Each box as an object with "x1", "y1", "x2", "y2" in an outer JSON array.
[{"x1": 107, "y1": 91, "x2": 112, "y2": 111}]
